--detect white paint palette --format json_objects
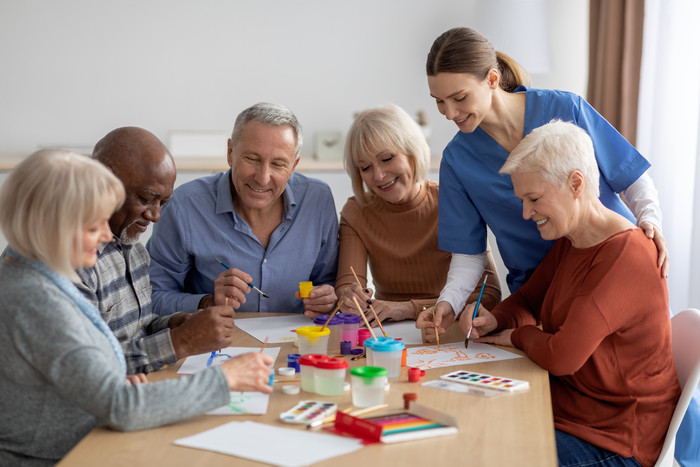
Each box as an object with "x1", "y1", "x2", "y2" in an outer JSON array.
[
  {"x1": 440, "y1": 370, "x2": 529, "y2": 392},
  {"x1": 279, "y1": 400, "x2": 337, "y2": 424}
]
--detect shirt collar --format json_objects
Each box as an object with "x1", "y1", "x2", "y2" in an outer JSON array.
[{"x1": 217, "y1": 168, "x2": 298, "y2": 221}]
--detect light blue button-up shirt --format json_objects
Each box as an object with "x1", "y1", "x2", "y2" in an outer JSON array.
[{"x1": 147, "y1": 170, "x2": 339, "y2": 315}]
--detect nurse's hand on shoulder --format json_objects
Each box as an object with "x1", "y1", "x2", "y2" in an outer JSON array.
[
  {"x1": 416, "y1": 301, "x2": 454, "y2": 343},
  {"x1": 473, "y1": 329, "x2": 515, "y2": 347},
  {"x1": 221, "y1": 352, "x2": 274, "y2": 394},
  {"x1": 297, "y1": 284, "x2": 337, "y2": 318},
  {"x1": 640, "y1": 221, "x2": 669, "y2": 278},
  {"x1": 458, "y1": 302, "x2": 497, "y2": 338}
]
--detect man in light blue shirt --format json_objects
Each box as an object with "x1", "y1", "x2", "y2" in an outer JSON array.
[{"x1": 147, "y1": 103, "x2": 338, "y2": 316}]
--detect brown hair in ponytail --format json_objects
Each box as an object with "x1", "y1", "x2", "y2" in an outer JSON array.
[{"x1": 426, "y1": 27, "x2": 530, "y2": 92}]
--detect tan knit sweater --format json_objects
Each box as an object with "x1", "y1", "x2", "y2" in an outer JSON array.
[{"x1": 336, "y1": 180, "x2": 501, "y2": 319}]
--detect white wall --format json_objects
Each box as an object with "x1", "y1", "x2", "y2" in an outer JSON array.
[{"x1": 0, "y1": 0, "x2": 588, "y2": 157}]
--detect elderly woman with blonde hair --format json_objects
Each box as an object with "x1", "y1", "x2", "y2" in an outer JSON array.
[
  {"x1": 333, "y1": 103, "x2": 500, "y2": 324},
  {"x1": 0, "y1": 150, "x2": 273, "y2": 466},
  {"x1": 465, "y1": 121, "x2": 679, "y2": 467}
]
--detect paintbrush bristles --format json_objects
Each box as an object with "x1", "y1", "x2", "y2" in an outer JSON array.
[{"x1": 352, "y1": 296, "x2": 377, "y2": 340}]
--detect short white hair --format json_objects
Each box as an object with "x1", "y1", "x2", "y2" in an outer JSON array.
[
  {"x1": 0, "y1": 149, "x2": 125, "y2": 281},
  {"x1": 500, "y1": 120, "x2": 600, "y2": 197},
  {"x1": 344, "y1": 103, "x2": 430, "y2": 205}
]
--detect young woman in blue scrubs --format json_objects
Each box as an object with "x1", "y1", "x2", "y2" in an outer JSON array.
[{"x1": 415, "y1": 27, "x2": 667, "y2": 331}]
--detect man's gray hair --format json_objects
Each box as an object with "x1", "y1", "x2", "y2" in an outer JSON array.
[
  {"x1": 500, "y1": 120, "x2": 600, "y2": 197},
  {"x1": 230, "y1": 102, "x2": 303, "y2": 158}
]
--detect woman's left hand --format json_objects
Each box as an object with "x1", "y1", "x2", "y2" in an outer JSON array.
[
  {"x1": 639, "y1": 221, "x2": 669, "y2": 278},
  {"x1": 473, "y1": 329, "x2": 515, "y2": 347},
  {"x1": 126, "y1": 373, "x2": 148, "y2": 385},
  {"x1": 366, "y1": 300, "x2": 413, "y2": 327}
]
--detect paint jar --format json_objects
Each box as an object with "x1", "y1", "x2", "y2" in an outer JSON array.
[
  {"x1": 299, "y1": 354, "x2": 330, "y2": 393},
  {"x1": 299, "y1": 281, "x2": 313, "y2": 298},
  {"x1": 296, "y1": 326, "x2": 330, "y2": 356},
  {"x1": 363, "y1": 336, "x2": 393, "y2": 367},
  {"x1": 403, "y1": 393, "x2": 418, "y2": 409},
  {"x1": 287, "y1": 353, "x2": 301, "y2": 372},
  {"x1": 408, "y1": 367, "x2": 425, "y2": 382},
  {"x1": 370, "y1": 338, "x2": 405, "y2": 378},
  {"x1": 357, "y1": 328, "x2": 372, "y2": 347},
  {"x1": 313, "y1": 314, "x2": 342, "y2": 349},
  {"x1": 350, "y1": 366, "x2": 388, "y2": 408},
  {"x1": 340, "y1": 341, "x2": 352, "y2": 355},
  {"x1": 336, "y1": 313, "x2": 361, "y2": 346},
  {"x1": 315, "y1": 358, "x2": 349, "y2": 396}
]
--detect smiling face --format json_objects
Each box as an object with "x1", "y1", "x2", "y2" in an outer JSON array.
[
  {"x1": 109, "y1": 154, "x2": 176, "y2": 244},
  {"x1": 227, "y1": 120, "x2": 299, "y2": 214},
  {"x1": 511, "y1": 171, "x2": 576, "y2": 242},
  {"x1": 73, "y1": 217, "x2": 113, "y2": 268},
  {"x1": 358, "y1": 149, "x2": 420, "y2": 205},
  {"x1": 428, "y1": 71, "x2": 497, "y2": 133}
]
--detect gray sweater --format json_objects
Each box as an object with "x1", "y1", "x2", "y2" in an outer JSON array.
[{"x1": 0, "y1": 260, "x2": 230, "y2": 466}]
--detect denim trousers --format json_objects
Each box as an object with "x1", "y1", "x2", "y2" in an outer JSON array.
[{"x1": 556, "y1": 430, "x2": 641, "y2": 467}]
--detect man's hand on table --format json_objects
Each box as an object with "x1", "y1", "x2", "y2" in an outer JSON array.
[{"x1": 170, "y1": 305, "x2": 235, "y2": 359}]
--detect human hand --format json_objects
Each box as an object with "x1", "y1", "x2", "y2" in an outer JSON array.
[
  {"x1": 220, "y1": 352, "x2": 274, "y2": 394},
  {"x1": 415, "y1": 301, "x2": 454, "y2": 343},
  {"x1": 473, "y1": 328, "x2": 515, "y2": 347},
  {"x1": 212, "y1": 268, "x2": 253, "y2": 308},
  {"x1": 366, "y1": 300, "x2": 413, "y2": 327},
  {"x1": 296, "y1": 284, "x2": 337, "y2": 317},
  {"x1": 640, "y1": 221, "x2": 669, "y2": 278},
  {"x1": 337, "y1": 283, "x2": 373, "y2": 315},
  {"x1": 458, "y1": 302, "x2": 498, "y2": 339},
  {"x1": 126, "y1": 373, "x2": 148, "y2": 385},
  {"x1": 170, "y1": 305, "x2": 235, "y2": 359},
  {"x1": 167, "y1": 312, "x2": 192, "y2": 329}
]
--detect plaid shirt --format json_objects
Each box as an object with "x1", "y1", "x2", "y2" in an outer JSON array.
[{"x1": 78, "y1": 237, "x2": 177, "y2": 374}]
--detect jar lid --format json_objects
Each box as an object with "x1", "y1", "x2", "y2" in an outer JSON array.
[
  {"x1": 363, "y1": 336, "x2": 394, "y2": 349},
  {"x1": 336, "y1": 313, "x2": 362, "y2": 324},
  {"x1": 298, "y1": 354, "x2": 330, "y2": 366},
  {"x1": 358, "y1": 328, "x2": 372, "y2": 336},
  {"x1": 296, "y1": 325, "x2": 331, "y2": 337},
  {"x1": 315, "y1": 357, "x2": 349, "y2": 369},
  {"x1": 313, "y1": 315, "x2": 342, "y2": 326},
  {"x1": 350, "y1": 366, "x2": 388, "y2": 378},
  {"x1": 372, "y1": 338, "x2": 405, "y2": 352},
  {"x1": 403, "y1": 393, "x2": 418, "y2": 401}
]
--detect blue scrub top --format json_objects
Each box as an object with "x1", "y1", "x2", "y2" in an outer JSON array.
[{"x1": 438, "y1": 86, "x2": 650, "y2": 293}]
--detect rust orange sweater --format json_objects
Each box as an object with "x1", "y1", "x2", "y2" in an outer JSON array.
[
  {"x1": 336, "y1": 180, "x2": 501, "y2": 319},
  {"x1": 492, "y1": 228, "x2": 680, "y2": 467}
]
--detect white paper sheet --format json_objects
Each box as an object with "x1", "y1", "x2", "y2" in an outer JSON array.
[
  {"x1": 177, "y1": 347, "x2": 281, "y2": 374},
  {"x1": 173, "y1": 420, "x2": 364, "y2": 467},
  {"x1": 406, "y1": 342, "x2": 521, "y2": 369},
  {"x1": 376, "y1": 319, "x2": 424, "y2": 345},
  {"x1": 207, "y1": 392, "x2": 270, "y2": 415},
  {"x1": 235, "y1": 315, "x2": 313, "y2": 344}
]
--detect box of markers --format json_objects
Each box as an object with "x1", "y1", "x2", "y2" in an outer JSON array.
[{"x1": 327, "y1": 403, "x2": 458, "y2": 444}]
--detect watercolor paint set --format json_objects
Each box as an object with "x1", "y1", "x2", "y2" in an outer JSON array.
[
  {"x1": 279, "y1": 400, "x2": 337, "y2": 424},
  {"x1": 439, "y1": 370, "x2": 529, "y2": 392}
]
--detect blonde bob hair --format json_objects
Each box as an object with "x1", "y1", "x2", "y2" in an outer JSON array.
[
  {"x1": 500, "y1": 120, "x2": 600, "y2": 198},
  {"x1": 0, "y1": 149, "x2": 125, "y2": 281},
  {"x1": 344, "y1": 103, "x2": 430, "y2": 205}
]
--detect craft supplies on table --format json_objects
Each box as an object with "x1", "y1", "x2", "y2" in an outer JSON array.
[
  {"x1": 280, "y1": 401, "x2": 337, "y2": 424},
  {"x1": 296, "y1": 325, "x2": 330, "y2": 355},
  {"x1": 299, "y1": 281, "x2": 313, "y2": 298},
  {"x1": 314, "y1": 358, "x2": 348, "y2": 396},
  {"x1": 336, "y1": 313, "x2": 361, "y2": 346},
  {"x1": 313, "y1": 314, "x2": 342, "y2": 349},
  {"x1": 350, "y1": 366, "x2": 388, "y2": 407},
  {"x1": 440, "y1": 370, "x2": 529, "y2": 392}
]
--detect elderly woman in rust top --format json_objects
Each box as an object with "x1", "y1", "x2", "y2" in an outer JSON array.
[
  {"x1": 333, "y1": 103, "x2": 500, "y2": 325},
  {"x1": 465, "y1": 121, "x2": 679, "y2": 467}
]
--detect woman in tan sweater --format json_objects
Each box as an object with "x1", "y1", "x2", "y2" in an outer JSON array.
[{"x1": 336, "y1": 103, "x2": 500, "y2": 325}]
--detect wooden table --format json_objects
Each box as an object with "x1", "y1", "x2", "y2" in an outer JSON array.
[{"x1": 58, "y1": 313, "x2": 557, "y2": 466}]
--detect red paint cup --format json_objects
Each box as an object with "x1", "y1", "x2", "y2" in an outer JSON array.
[{"x1": 407, "y1": 367, "x2": 425, "y2": 382}]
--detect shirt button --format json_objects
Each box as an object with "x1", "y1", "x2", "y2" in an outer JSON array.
[
  {"x1": 139, "y1": 321, "x2": 143, "y2": 327},
  {"x1": 264, "y1": 259, "x2": 267, "y2": 263},
  {"x1": 163, "y1": 364, "x2": 169, "y2": 369}
]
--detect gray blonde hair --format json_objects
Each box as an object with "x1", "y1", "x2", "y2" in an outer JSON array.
[
  {"x1": 500, "y1": 120, "x2": 600, "y2": 197},
  {"x1": 0, "y1": 149, "x2": 125, "y2": 281},
  {"x1": 344, "y1": 103, "x2": 430, "y2": 205},
  {"x1": 230, "y1": 102, "x2": 303, "y2": 158}
]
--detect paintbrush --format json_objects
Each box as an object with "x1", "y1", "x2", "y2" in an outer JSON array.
[
  {"x1": 260, "y1": 336, "x2": 269, "y2": 353},
  {"x1": 215, "y1": 258, "x2": 269, "y2": 298},
  {"x1": 352, "y1": 296, "x2": 377, "y2": 340},
  {"x1": 320, "y1": 300, "x2": 344, "y2": 331},
  {"x1": 433, "y1": 307, "x2": 440, "y2": 350},
  {"x1": 465, "y1": 275, "x2": 488, "y2": 349},
  {"x1": 350, "y1": 266, "x2": 387, "y2": 337}
]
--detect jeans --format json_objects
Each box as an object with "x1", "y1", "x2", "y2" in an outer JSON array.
[
  {"x1": 556, "y1": 430, "x2": 642, "y2": 467},
  {"x1": 676, "y1": 387, "x2": 700, "y2": 467}
]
